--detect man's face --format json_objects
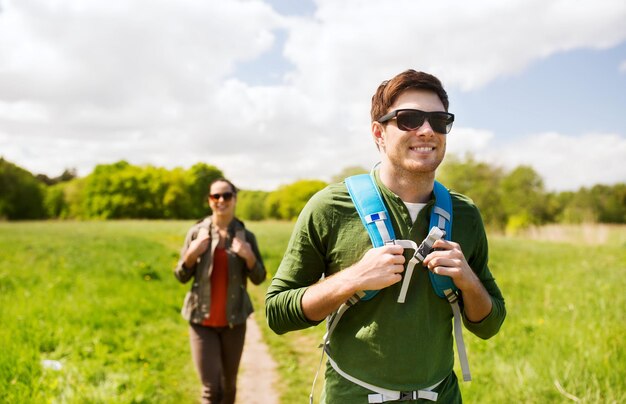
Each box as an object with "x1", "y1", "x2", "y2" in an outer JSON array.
[{"x1": 374, "y1": 89, "x2": 447, "y2": 175}]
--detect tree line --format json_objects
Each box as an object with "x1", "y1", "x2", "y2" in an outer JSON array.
[{"x1": 1, "y1": 157, "x2": 624, "y2": 231}]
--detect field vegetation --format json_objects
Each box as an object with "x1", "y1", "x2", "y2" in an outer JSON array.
[{"x1": 1, "y1": 221, "x2": 624, "y2": 403}]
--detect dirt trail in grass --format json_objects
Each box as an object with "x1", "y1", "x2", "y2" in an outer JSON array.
[{"x1": 236, "y1": 314, "x2": 279, "y2": 404}]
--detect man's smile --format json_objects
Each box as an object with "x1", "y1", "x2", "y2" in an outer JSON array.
[{"x1": 409, "y1": 145, "x2": 436, "y2": 152}]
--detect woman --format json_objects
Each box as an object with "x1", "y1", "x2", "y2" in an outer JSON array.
[{"x1": 174, "y1": 178, "x2": 266, "y2": 404}]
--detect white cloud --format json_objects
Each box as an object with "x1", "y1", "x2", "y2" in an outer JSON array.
[
  {"x1": 620, "y1": 60, "x2": 626, "y2": 73},
  {"x1": 466, "y1": 131, "x2": 626, "y2": 191},
  {"x1": 285, "y1": 0, "x2": 626, "y2": 92},
  {"x1": 1, "y1": 0, "x2": 625, "y2": 191}
]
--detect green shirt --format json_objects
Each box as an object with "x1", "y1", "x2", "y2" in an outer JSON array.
[{"x1": 266, "y1": 173, "x2": 506, "y2": 402}]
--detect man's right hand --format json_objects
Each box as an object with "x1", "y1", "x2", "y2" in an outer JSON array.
[
  {"x1": 344, "y1": 244, "x2": 406, "y2": 292},
  {"x1": 301, "y1": 244, "x2": 405, "y2": 322}
]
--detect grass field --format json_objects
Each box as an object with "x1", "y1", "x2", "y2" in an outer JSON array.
[{"x1": 1, "y1": 220, "x2": 625, "y2": 403}]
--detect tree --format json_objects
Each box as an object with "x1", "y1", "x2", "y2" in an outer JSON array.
[
  {"x1": 0, "y1": 158, "x2": 46, "y2": 220},
  {"x1": 186, "y1": 163, "x2": 224, "y2": 218},
  {"x1": 62, "y1": 178, "x2": 87, "y2": 218},
  {"x1": 265, "y1": 180, "x2": 327, "y2": 220},
  {"x1": 500, "y1": 166, "x2": 548, "y2": 233},
  {"x1": 36, "y1": 168, "x2": 78, "y2": 186},
  {"x1": 6, "y1": 154, "x2": 623, "y2": 224},
  {"x1": 557, "y1": 188, "x2": 596, "y2": 223},
  {"x1": 162, "y1": 168, "x2": 194, "y2": 219},
  {"x1": 264, "y1": 191, "x2": 281, "y2": 220},
  {"x1": 237, "y1": 190, "x2": 269, "y2": 221},
  {"x1": 81, "y1": 161, "x2": 171, "y2": 218},
  {"x1": 43, "y1": 183, "x2": 66, "y2": 218},
  {"x1": 77, "y1": 161, "x2": 224, "y2": 219},
  {"x1": 590, "y1": 183, "x2": 626, "y2": 223},
  {"x1": 81, "y1": 161, "x2": 131, "y2": 218},
  {"x1": 437, "y1": 155, "x2": 506, "y2": 229},
  {"x1": 331, "y1": 166, "x2": 368, "y2": 183}
]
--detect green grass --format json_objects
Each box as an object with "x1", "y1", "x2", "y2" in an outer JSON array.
[
  {"x1": 249, "y1": 224, "x2": 626, "y2": 403},
  {"x1": 0, "y1": 221, "x2": 196, "y2": 403},
  {"x1": 460, "y1": 236, "x2": 626, "y2": 403},
  {"x1": 1, "y1": 221, "x2": 625, "y2": 403}
]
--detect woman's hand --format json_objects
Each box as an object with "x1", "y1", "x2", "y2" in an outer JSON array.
[
  {"x1": 231, "y1": 235, "x2": 257, "y2": 269},
  {"x1": 183, "y1": 228, "x2": 210, "y2": 267}
]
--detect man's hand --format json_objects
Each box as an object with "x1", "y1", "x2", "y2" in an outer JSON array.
[
  {"x1": 301, "y1": 244, "x2": 405, "y2": 322},
  {"x1": 343, "y1": 244, "x2": 406, "y2": 292},
  {"x1": 422, "y1": 239, "x2": 479, "y2": 291},
  {"x1": 422, "y1": 239, "x2": 492, "y2": 322}
]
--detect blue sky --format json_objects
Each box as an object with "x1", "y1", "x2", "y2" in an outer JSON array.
[
  {"x1": 0, "y1": 0, "x2": 625, "y2": 191},
  {"x1": 451, "y1": 42, "x2": 626, "y2": 138}
]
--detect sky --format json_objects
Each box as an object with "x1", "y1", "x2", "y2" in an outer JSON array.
[{"x1": 1, "y1": 0, "x2": 625, "y2": 192}]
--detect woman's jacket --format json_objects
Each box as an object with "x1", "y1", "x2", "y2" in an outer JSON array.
[{"x1": 174, "y1": 216, "x2": 266, "y2": 326}]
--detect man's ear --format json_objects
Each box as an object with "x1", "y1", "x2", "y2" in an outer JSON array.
[{"x1": 372, "y1": 121, "x2": 385, "y2": 150}]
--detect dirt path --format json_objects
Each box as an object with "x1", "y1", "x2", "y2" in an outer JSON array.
[{"x1": 236, "y1": 314, "x2": 279, "y2": 404}]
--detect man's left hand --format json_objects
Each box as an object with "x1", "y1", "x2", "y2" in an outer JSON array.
[
  {"x1": 422, "y1": 239, "x2": 492, "y2": 322},
  {"x1": 422, "y1": 239, "x2": 481, "y2": 292}
]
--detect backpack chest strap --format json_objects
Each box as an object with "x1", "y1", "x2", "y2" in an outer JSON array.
[{"x1": 394, "y1": 227, "x2": 444, "y2": 304}]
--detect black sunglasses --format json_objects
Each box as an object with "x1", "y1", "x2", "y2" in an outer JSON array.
[
  {"x1": 377, "y1": 109, "x2": 454, "y2": 134},
  {"x1": 209, "y1": 192, "x2": 235, "y2": 202}
]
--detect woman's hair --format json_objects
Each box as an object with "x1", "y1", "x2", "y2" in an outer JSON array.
[
  {"x1": 370, "y1": 69, "x2": 449, "y2": 122},
  {"x1": 209, "y1": 178, "x2": 238, "y2": 195}
]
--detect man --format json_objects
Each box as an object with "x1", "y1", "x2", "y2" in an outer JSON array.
[{"x1": 266, "y1": 69, "x2": 506, "y2": 403}]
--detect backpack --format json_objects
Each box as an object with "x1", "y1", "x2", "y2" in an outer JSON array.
[
  {"x1": 345, "y1": 173, "x2": 458, "y2": 301},
  {"x1": 310, "y1": 173, "x2": 471, "y2": 403}
]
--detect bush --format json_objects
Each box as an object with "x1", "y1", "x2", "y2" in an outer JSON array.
[
  {"x1": 265, "y1": 180, "x2": 327, "y2": 220},
  {"x1": 0, "y1": 158, "x2": 46, "y2": 220}
]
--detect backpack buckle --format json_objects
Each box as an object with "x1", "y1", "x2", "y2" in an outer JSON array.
[
  {"x1": 398, "y1": 391, "x2": 416, "y2": 401},
  {"x1": 444, "y1": 289, "x2": 459, "y2": 304}
]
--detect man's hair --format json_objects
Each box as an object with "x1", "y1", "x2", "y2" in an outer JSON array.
[
  {"x1": 209, "y1": 178, "x2": 238, "y2": 195},
  {"x1": 370, "y1": 69, "x2": 450, "y2": 122}
]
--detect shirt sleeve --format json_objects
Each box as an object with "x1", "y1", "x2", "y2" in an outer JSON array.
[
  {"x1": 461, "y1": 207, "x2": 506, "y2": 339},
  {"x1": 265, "y1": 189, "x2": 332, "y2": 334}
]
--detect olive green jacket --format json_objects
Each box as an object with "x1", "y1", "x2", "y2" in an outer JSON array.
[{"x1": 175, "y1": 217, "x2": 265, "y2": 327}]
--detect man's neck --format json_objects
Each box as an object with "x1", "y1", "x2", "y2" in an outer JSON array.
[{"x1": 379, "y1": 164, "x2": 435, "y2": 203}]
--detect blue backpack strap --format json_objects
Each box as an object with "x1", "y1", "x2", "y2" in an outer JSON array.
[
  {"x1": 428, "y1": 181, "x2": 457, "y2": 298},
  {"x1": 345, "y1": 174, "x2": 395, "y2": 301},
  {"x1": 345, "y1": 174, "x2": 395, "y2": 247},
  {"x1": 429, "y1": 182, "x2": 471, "y2": 381},
  {"x1": 345, "y1": 176, "x2": 456, "y2": 300}
]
